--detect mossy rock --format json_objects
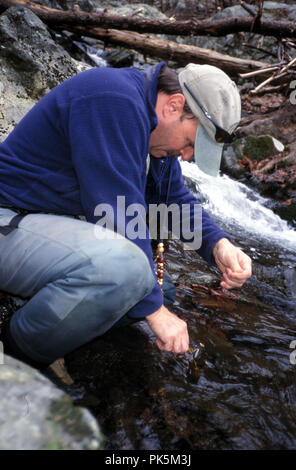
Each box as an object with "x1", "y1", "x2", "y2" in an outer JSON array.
[
  {"x1": 231, "y1": 135, "x2": 284, "y2": 161},
  {"x1": 0, "y1": 355, "x2": 105, "y2": 450}
]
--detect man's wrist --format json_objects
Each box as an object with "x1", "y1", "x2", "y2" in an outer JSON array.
[
  {"x1": 146, "y1": 304, "x2": 165, "y2": 324},
  {"x1": 213, "y1": 237, "x2": 230, "y2": 257}
]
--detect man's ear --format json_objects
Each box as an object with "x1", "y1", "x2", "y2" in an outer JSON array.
[{"x1": 164, "y1": 93, "x2": 186, "y2": 118}]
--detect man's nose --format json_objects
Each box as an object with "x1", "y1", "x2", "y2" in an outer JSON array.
[{"x1": 180, "y1": 146, "x2": 194, "y2": 161}]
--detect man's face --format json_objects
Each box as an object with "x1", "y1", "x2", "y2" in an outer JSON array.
[{"x1": 149, "y1": 93, "x2": 198, "y2": 161}]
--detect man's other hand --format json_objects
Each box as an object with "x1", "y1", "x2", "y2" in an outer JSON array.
[
  {"x1": 213, "y1": 237, "x2": 252, "y2": 289},
  {"x1": 146, "y1": 305, "x2": 189, "y2": 354}
]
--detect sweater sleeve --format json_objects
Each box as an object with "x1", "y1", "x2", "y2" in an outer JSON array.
[
  {"x1": 68, "y1": 92, "x2": 163, "y2": 318},
  {"x1": 166, "y1": 158, "x2": 232, "y2": 266}
]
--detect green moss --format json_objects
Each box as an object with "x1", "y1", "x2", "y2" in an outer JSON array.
[
  {"x1": 44, "y1": 423, "x2": 64, "y2": 451},
  {"x1": 232, "y1": 135, "x2": 279, "y2": 161},
  {"x1": 49, "y1": 396, "x2": 91, "y2": 440},
  {"x1": 47, "y1": 396, "x2": 104, "y2": 450},
  {"x1": 243, "y1": 136, "x2": 275, "y2": 160}
]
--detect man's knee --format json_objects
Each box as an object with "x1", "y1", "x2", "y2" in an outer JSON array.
[
  {"x1": 122, "y1": 242, "x2": 156, "y2": 298},
  {"x1": 88, "y1": 239, "x2": 155, "y2": 308}
]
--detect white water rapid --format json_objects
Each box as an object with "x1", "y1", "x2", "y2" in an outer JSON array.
[{"x1": 180, "y1": 160, "x2": 296, "y2": 252}]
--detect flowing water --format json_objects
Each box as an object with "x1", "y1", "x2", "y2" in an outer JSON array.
[{"x1": 63, "y1": 161, "x2": 296, "y2": 450}]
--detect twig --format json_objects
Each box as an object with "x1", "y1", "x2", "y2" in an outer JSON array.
[
  {"x1": 277, "y1": 42, "x2": 284, "y2": 62},
  {"x1": 258, "y1": 153, "x2": 292, "y2": 173},
  {"x1": 251, "y1": 0, "x2": 264, "y2": 33},
  {"x1": 279, "y1": 56, "x2": 296, "y2": 73},
  {"x1": 250, "y1": 71, "x2": 288, "y2": 94},
  {"x1": 282, "y1": 40, "x2": 296, "y2": 49},
  {"x1": 239, "y1": 64, "x2": 282, "y2": 78},
  {"x1": 254, "y1": 83, "x2": 287, "y2": 94},
  {"x1": 247, "y1": 55, "x2": 296, "y2": 94},
  {"x1": 130, "y1": 8, "x2": 144, "y2": 17},
  {"x1": 242, "y1": 42, "x2": 278, "y2": 59}
]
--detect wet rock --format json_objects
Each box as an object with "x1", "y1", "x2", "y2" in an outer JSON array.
[
  {"x1": 239, "y1": 172, "x2": 296, "y2": 227},
  {"x1": 271, "y1": 197, "x2": 296, "y2": 228},
  {"x1": 221, "y1": 144, "x2": 247, "y2": 179},
  {"x1": 102, "y1": 48, "x2": 135, "y2": 68},
  {"x1": 0, "y1": 6, "x2": 90, "y2": 142},
  {"x1": 0, "y1": 355, "x2": 104, "y2": 450}
]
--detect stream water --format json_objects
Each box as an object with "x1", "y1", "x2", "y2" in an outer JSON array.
[{"x1": 63, "y1": 161, "x2": 296, "y2": 450}]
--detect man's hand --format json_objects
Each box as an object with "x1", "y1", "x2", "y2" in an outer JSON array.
[
  {"x1": 213, "y1": 237, "x2": 252, "y2": 289},
  {"x1": 146, "y1": 305, "x2": 189, "y2": 354}
]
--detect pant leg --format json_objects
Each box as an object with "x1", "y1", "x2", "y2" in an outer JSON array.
[
  {"x1": 163, "y1": 270, "x2": 176, "y2": 306},
  {"x1": 0, "y1": 208, "x2": 155, "y2": 364}
]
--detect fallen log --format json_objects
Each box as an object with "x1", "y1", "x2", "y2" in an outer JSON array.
[
  {"x1": 54, "y1": 25, "x2": 269, "y2": 76},
  {"x1": 0, "y1": 0, "x2": 296, "y2": 38}
]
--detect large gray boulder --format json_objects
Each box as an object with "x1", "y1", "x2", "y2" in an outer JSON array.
[
  {"x1": 0, "y1": 355, "x2": 104, "y2": 450},
  {"x1": 0, "y1": 5, "x2": 90, "y2": 142}
]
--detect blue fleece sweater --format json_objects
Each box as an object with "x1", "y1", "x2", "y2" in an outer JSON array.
[{"x1": 0, "y1": 62, "x2": 229, "y2": 318}]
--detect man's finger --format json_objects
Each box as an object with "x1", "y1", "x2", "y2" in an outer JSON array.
[
  {"x1": 156, "y1": 336, "x2": 189, "y2": 354},
  {"x1": 173, "y1": 336, "x2": 189, "y2": 354},
  {"x1": 156, "y1": 339, "x2": 170, "y2": 351},
  {"x1": 240, "y1": 259, "x2": 252, "y2": 277},
  {"x1": 224, "y1": 271, "x2": 246, "y2": 284},
  {"x1": 225, "y1": 267, "x2": 250, "y2": 280},
  {"x1": 221, "y1": 280, "x2": 244, "y2": 290},
  {"x1": 221, "y1": 272, "x2": 245, "y2": 289}
]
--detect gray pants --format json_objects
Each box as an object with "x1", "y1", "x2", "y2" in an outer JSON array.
[{"x1": 0, "y1": 208, "x2": 156, "y2": 364}]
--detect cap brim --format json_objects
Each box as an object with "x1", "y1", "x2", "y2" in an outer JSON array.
[{"x1": 194, "y1": 123, "x2": 223, "y2": 177}]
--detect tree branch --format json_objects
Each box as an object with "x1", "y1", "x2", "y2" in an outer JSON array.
[
  {"x1": 0, "y1": 0, "x2": 296, "y2": 38},
  {"x1": 58, "y1": 25, "x2": 269, "y2": 76}
]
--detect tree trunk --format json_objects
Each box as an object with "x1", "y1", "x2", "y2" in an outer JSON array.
[
  {"x1": 63, "y1": 25, "x2": 268, "y2": 76},
  {"x1": 0, "y1": 0, "x2": 296, "y2": 38}
]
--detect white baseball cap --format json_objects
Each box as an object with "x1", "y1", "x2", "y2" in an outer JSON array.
[{"x1": 178, "y1": 63, "x2": 241, "y2": 176}]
